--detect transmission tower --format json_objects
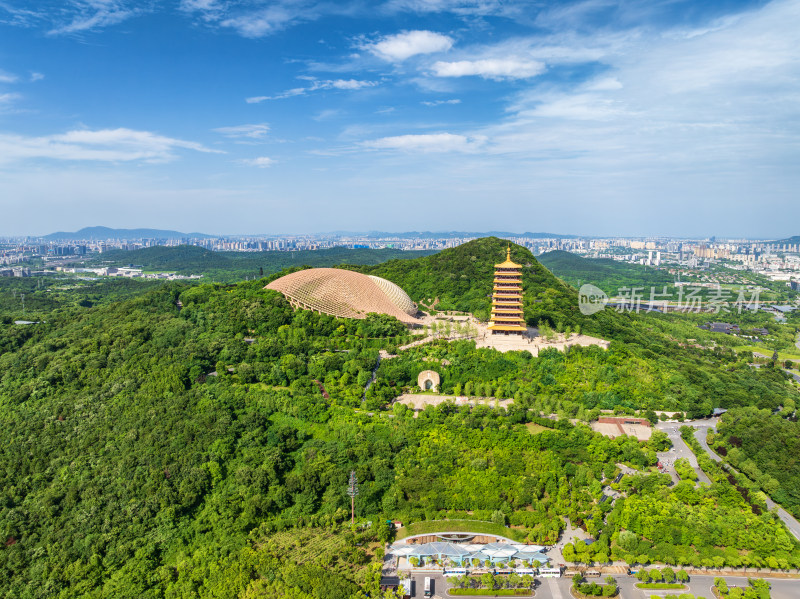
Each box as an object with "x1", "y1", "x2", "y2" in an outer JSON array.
[{"x1": 347, "y1": 470, "x2": 358, "y2": 526}]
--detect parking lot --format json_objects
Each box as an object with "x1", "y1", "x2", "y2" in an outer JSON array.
[{"x1": 654, "y1": 421, "x2": 712, "y2": 484}]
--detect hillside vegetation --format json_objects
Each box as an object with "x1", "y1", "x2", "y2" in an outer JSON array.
[
  {"x1": 358, "y1": 238, "x2": 797, "y2": 415},
  {"x1": 1, "y1": 238, "x2": 799, "y2": 597},
  {"x1": 355, "y1": 237, "x2": 613, "y2": 330},
  {"x1": 537, "y1": 250, "x2": 675, "y2": 295},
  {"x1": 710, "y1": 407, "x2": 800, "y2": 518}
]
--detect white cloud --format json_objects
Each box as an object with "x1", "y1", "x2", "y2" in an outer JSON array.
[
  {"x1": 0, "y1": 92, "x2": 22, "y2": 112},
  {"x1": 313, "y1": 109, "x2": 342, "y2": 121},
  {"x1": 0, "y1": 70, "x2": 18, "y2": 83},
  {"x1": 584, "y1": 77, "x2": 623, "y2": 91},
  {"x1": 240, "y1": 156, "x2": 275, "y2": 167},
  {"x1": 466, "y1": 0, "x2": 800, "y2": 187},
  {"x1": 383, "y1": 0, "x2": 520, "y2": 19},
  {"x1": 336, "y1": 0, "x2": 800, "y2": 237},
  {"x1": 0, "y1": 1, "x2": 141, "y2": 35},
  {"x1": 0, "y1": 93, "x2": 21, "y2": 107},
  {"x1": 421, "y1": 98, "x2": 461, "y2": 106},
  {"x1": 362, "y1": 132, "x2": 485, "y2": 152},
  {"x1": 0, "y1": 3, "x2": 46, "y2": 28},
  {"x1": 179, "y1": 1, "x2": 361, "y2": 38},
  {"x1": 519, "y1": 93, "x2": 625, "y2": 120},
  {"x1": 367, "y1": 30, "x2": 454, "y2": 62},
  {"x1": 328, "y1": 79, "x2": 374, "y2": 90},
  {"x1": 0, "y1": 127, "x2": 221, "y2": 164},
  {"x1": 180, "y1": 0, "x2": 222, "y2": 12},
  {"x1": 431, "y1": 58, "x2": 545, "y2": 79},
  {"x1": 213, "y1": 123, "x2": 270, "y2": 139},
  {"x1": 30, "y1": 72, "x2": 45, "y2": 82},
  {"x1": 246, "y1": 79, "x2": 377, "y2": 102},
  {"x1": 246, "y1": 89, "x2": 304, "y2": 103},
  {"x1": 219, "y1": 6, "x2": 298, "y2": 38},
  {"x1": 48, "y1": 1, "x2": 139, "y2": 35}
]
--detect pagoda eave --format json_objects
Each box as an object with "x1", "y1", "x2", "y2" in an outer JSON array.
[{"x1": 487, "y1": 325, "x2": 528, "y2": 332}]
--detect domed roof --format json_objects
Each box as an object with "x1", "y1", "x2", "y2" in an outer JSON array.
[
  {"x1": 368, "y1": 275, "x2": 418, "y2": 317},
  {"x1": 265, "y1": 268, "x2": 420, "y2": 325}
]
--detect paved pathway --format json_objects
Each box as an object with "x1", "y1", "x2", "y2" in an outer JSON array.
[
  {"x1": 547, "y1": 577, "x2": 564, "y2": 599},
  {"x1": 395, "y1": 393, "x2": 514, "y2": 416},
  {"x1": 547, "y1": 518, "x2": 592, "y2": 566},
  {"x1": 654, "y1": 422, "x2": 711, "y2": 485}
]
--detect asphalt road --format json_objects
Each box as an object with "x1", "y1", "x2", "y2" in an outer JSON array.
[
  {"x1": 614, "y1": 575, "x2": 800, "y2": 599},
  {"x1": 691, "y1": 425, "x2": 800, "y2": 542},
  {"x1": 419, "y1": 575, "x2": 800, "y2": 599},
  {"x1": 784, "y1": 368, "x2": 800, "y2": 383}
]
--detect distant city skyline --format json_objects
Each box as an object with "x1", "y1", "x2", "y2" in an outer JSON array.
[
  {"x1": 3, "y1": 225, "x2": 797, "y2": 244},
  {"x1": 1, "y1": 0, "x2": 799, "y2": 237},
  {"x1": 0, "y1": 225, "x2": 798, "y2": 242}
]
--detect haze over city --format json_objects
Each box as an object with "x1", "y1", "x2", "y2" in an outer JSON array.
[{"x1": 2, "y1": 0, "x2": 799, "y2": 237}]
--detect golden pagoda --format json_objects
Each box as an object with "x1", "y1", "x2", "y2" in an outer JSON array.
[{"x1": 488, "y1": 246, "x2": 526, "y2": 335}]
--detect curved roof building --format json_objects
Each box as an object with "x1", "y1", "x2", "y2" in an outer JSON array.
[{"x1": 265, "y1": 268, "x2": 421, "y2": 325}]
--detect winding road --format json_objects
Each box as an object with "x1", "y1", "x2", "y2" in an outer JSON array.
[{"x1": 691, "y1": 423, "x2": 800, "y2": 542}]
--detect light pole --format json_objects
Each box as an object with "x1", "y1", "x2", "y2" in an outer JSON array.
[{"x1": 347, "y1": 470, "x2": 358, "y2": 526}]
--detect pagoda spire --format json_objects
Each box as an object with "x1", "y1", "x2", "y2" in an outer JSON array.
[{"x1": 487, "y1": 245, "x2": 526, "y2": 336}]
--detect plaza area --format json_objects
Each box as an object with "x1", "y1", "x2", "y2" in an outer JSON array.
[
  {"x1": 417, "y1": 312, "x2": 610, "y2": 355},
  {"x1": 395, "y1": 394, "x2": 514, "y2": 415}
]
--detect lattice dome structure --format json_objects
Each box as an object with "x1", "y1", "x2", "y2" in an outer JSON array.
[
  {"x1": 265, "y1": 268, "x2": 421, "y2": 325},
  {"x1": 367, "y1": 275, "x2": 418, "y2": 316}
]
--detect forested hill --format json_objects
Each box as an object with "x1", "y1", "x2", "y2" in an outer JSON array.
[
  {"x1": 352, "y1": 237, "x2": 631, "y2": 338},
  {"x1": 78, "y1": 245, "x2": 437, "y2": 281},
  {"x1": 352, "y1": 237, "x2": 568, "y2": 318},
  {"x1": 2, "y1": 256, "x2": 799, "y2": 596},
  {"x1": 537, "y1": 250, "x2": 675, "y2": 294}
]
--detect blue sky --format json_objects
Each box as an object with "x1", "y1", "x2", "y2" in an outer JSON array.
[{"x1": 1, "y1": 0, "x2": 798, "y2": 237}]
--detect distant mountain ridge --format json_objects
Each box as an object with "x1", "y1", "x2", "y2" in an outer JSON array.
[
  {"x1": 77, "y1": 244, "x2": 437, "y2": 282},
  {"x1": 43, "y1": 226, "x2": 579, "y2": 241},
  {"x1": 776, "y1": 235, "x2": 800, "y2": 245},
  {"x1": 332, "y1": 230, "x2": 580, "y2": 239},
  {"x1": 43, "y1": 226, "x2": 213, "y2": 241}
]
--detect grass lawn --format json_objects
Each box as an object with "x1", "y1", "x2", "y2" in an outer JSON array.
[
  {"x1": 396, "y1": 520, "x2": 527, "y2": 542},
  {"x1": 449, "y1": 589, "x2": 532, "y2": 596},
  {"x1": 526, "y1": 423, "x2": 549, "y2": 434},
  {"x1": 734, "y1": 345, "x2": 800, "y2": 361}
]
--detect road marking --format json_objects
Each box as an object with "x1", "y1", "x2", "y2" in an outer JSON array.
[{"x1": 548, "y1": 577, "x2": 563, "y2": 599}]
